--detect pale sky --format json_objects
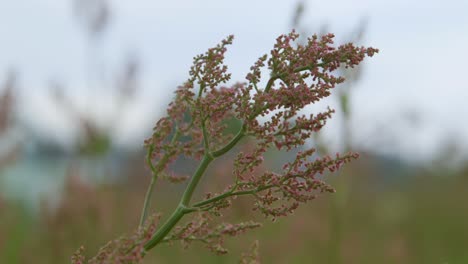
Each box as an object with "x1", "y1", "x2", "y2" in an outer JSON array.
[{"x1": 1, "y1": 0, "x2": 468, "y2": 163}]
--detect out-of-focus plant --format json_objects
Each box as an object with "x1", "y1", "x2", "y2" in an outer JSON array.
[
  {"x1": 0, "y1": 71, "x2": 24, "y2": 264},
  {"x1": 0, "y1": 71, "x2": 20, "y2": 169},
  {"x1": 74, "y1": 0, "x2": 111, "y2": 38},
  {"x1": 50, "y1": 0, "x2": 140, "y2": 156},
  {"x1": 292, "y1": 0, "x2": 369, "y2": 152},
  {"x1": 292, "y1": 1, "x2": 374, "y2": 263},
  {"x1": 291, "y1": 3, "x2": 374, "y2": 263},
  {"x1": 73, "y1": 31, "x2": 377, "y2": 262}
]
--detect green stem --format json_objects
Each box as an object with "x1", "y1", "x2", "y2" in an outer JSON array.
[
  {"x1": 144, "y1": 206, "x2": 187, "y2": 250},
  {"x1": 139, "y1": 145, "x2": 157, "y2": 227},
  {"x1": 264, "y1": 76, "x2": 278, "y2": 93},
  {"x1": 192, "y1": 190, "x2": 234, "y2": 208},
  {"x1": 143, "y1": 123, "x2": 249, "y2": 251},
  {"x1": 212, "y1": 125, "x2": 245, "y2": 157},
  {"x1": 139, "y1": 129, "x2": 181, "y2": 227},
  {"x1": 140, "y1": 173, "x2": 156, "y2": 227},
  {"x1": 192, "y1": 185, "x2": 273, "y2": 208},
  {"x1": 201, "y1": 119, "x2": 211, "y2": 151},
  {"x1": 181, "y1": 154, "x2": 213, "y2": 205},
  {"x1": 142, "y1": 63, "x2": 307, "y2": 252},
  {"x1": 144, "y1": 154, "x2": 214, "y2": 250}
]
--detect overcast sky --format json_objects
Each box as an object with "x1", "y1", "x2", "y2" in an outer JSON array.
[{"x1": 1, "y1": 0, "x2": 467, "y2": 163}]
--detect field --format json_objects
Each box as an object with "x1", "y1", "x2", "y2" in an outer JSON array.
[{"x1": 2, "y1": 155, "x2": 467, "y2": 263}]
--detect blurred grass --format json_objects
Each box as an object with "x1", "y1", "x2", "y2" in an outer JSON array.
[{"x1": 1, "y1": 160, "x2": 468, "y2": 263}]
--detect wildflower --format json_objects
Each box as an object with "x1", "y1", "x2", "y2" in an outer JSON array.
[{"x1": 79, "y1": 31, "x2": 378, "y2": 260}]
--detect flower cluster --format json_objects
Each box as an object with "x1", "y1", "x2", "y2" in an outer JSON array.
[
  {"x1": 79, "y1": 31, "x2": 377, "y2": 261},
  {"x1": 142, "y1": 35, "x2": 238, "y2": 186},
  {"x1": 162, "y1": 212, "x2": 261, "y2": 255},
  {"x1": 72, "y1": 214, "x2": 160, "y2": 264},
  {"x1": 144, "y1": 30, "x2": 376, "y2": 179},
  {"x1": 141, "y1": 31, "x2": 377, "y2": 253},
  {"x1": 184, "y1": 31, "x2": 377, "y2": 219}
]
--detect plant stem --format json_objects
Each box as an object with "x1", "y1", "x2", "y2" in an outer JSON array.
[
  {"x1": 143, "y1": 205, "x2": 187, "y2": 250},
  {"x1": 143, "y1": 124, "x2": 250, "y2": 251},
  {"x1": 181, "y1": 154, "x2": 213, "y2": 205},
  {"x1": 212, "y1": 125, "x2": 245, "y2": 157},
  {"x1": 139, "y1": 145, "x2": 157, "y2": 227},
  {"x1": 144, "y1": 154, "x2": 213, "y2": 250},
  {"x1": 142, "y1": 74, "x2": 279, "y2": 251},
  {"x1": 139, "y1": 129, "x2": 181, "y2": 227},
  {"x1": 192, "y1": 185, "x2": 273, "y2": 208},
  {"x1": 140, "y1": 171, "x2": 157, "y2": 227},
  {"x1": 192, "y1": 190, "x2": 233, "y2": 208}
]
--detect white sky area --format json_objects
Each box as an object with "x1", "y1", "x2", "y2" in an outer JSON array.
[{"x1": 0, "y1": 0, "x2": 467, "y2": 163}]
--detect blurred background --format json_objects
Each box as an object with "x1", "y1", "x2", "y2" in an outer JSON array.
[{"x1": 1, "y1": 0, "x2": 468, "y2": 263}]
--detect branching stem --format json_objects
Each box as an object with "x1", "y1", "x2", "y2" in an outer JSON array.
[{"x1": 139, "y1": 128, "x2": 181, "y2": 227}]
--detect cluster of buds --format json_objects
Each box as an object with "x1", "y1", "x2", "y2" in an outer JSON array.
[
  {"x1": 72, "y1": 214, "x2": 160, "y2": 264},
  {"x1": 162, "y1": 212, "x2": 261, "y2": 255},
  {"x1": 143, "y1": 30, "x2": 377, "y2": 252},
  {"x1": 75, "y1": 30, "x2": 377, "y2": 261}
]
